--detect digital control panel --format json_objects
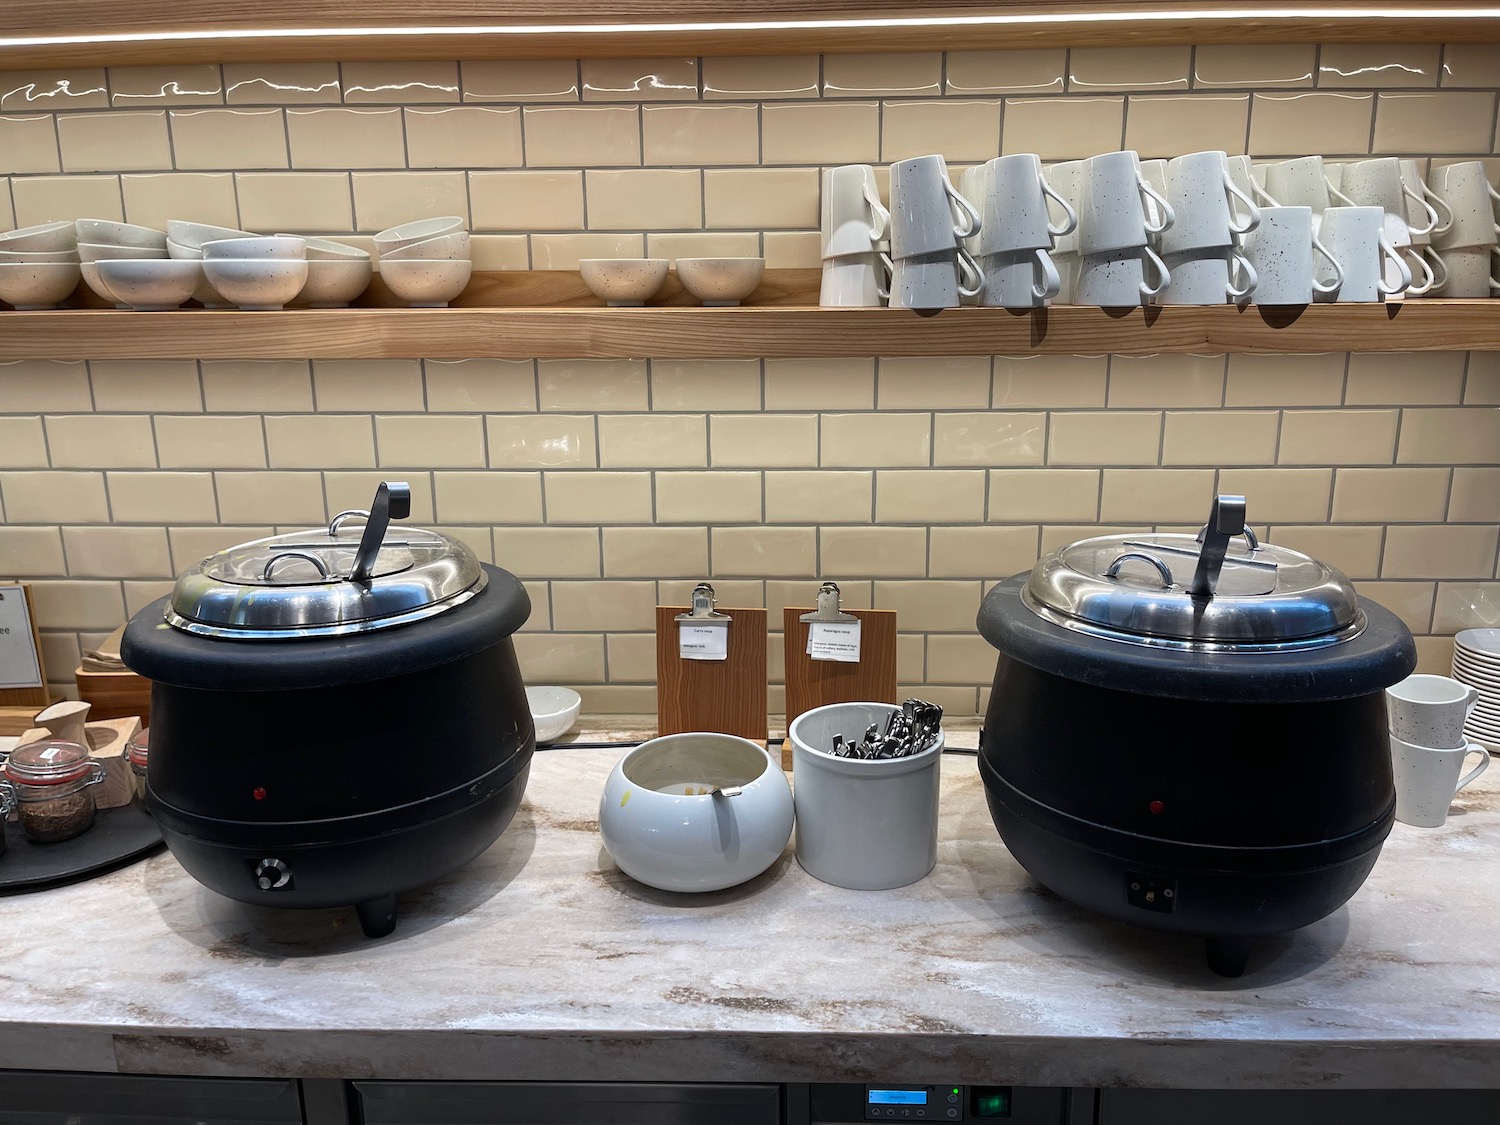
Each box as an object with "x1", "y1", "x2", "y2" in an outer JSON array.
[{"x1": 863, "y1": 1086, "x2": 962, "y2": 1121}]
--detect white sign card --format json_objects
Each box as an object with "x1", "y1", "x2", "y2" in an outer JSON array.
[
  {"x1": 679, "y1": 622, "x2": 729, "y2": 661},
  {"x1": 807, "y1": 619, "x2": 862, "y2": 663},
  {"x1": 0, "y1": 583, "x2": 43, "y2": 689}
]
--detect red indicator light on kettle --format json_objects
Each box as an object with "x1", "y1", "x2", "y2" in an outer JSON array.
[
  {"x1": 253, "y1": 787, "x2": 267, "y2": 801},
  {"x1": 1149, "y1": 800, "x2": 1164, "y2": 814}
]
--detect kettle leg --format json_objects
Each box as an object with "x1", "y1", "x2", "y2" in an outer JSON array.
[
  {"x1": 355, "y1": 893, "x2": 399, "y2": 938},
  {"x1": 1205, "y1": 935, "x2": 1254, "y2": 977}
]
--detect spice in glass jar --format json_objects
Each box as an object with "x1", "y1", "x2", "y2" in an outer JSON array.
[
  {"x1": 3, "y1": 740, "x2": 107, "y2": 843},
  {"x1": 124, "y1": 727, "x2": 149, "y2": 803},
  {"x1": 0, "y1": 782, "x2": 15, "y2": 858}
]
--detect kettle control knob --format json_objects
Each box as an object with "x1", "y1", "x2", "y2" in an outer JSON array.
[{"x1": 254, "y1": 857, "x2": 291, "y2": 891}]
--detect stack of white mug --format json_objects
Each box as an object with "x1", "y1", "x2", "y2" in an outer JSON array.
[
  {"x1": 1430, "y1": 160, "x2": 1500, "y2": 297},
  {"x1": 975, "y1": 154, "x2": 1075, "y2": 309},
  {"x1": 1073, "y1": 150, "x2": 1176, "y2": 307},
  {"x1": 819, "y1": 165, "x2": 893, "y2": 307},
  {"x1": 1386, "y1": 673, "x2": 1489, "y2": 828},
  {"x1": 1326, "y1": 157, "x2": 1435, "y2": 299},
  {"x1": 887, "y1": 155, "x2": 984, "y2": 310},
  {"x1": 1157, "y1": 150, "x2": 1261, "y2": 305}
]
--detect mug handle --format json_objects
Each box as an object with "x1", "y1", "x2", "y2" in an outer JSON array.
[
  {"x1": 1426, "y1": 246, "x2": 1450, "y2": 291},
  {"x1": 945, "y1": 181, "x2": 982, "y2": 240},
  {"x1": 1139, "y1": 244, "x2": 1171, "y2": 298},
  {"x1": 1401, "y1": 245, "x2": 1436, "y2": 296},
  {"x1": 1223, "y1": 174, "x2": 1261, "y2": 235},
  {"x1": 863, "y1": 180, "x2": 891, "y2": 243},
  {"x1": 1138, "y1": 179, "x2": 1175, "y2": 234},
  {"x1": 1327, "y1": 181, "x2": 1358, "y2": 207},
  {"x1": 1310, "y1": 233, "x2": 1345, "y2": 296},
  {"x1": 1039, "y1": 176, "x2": 1078, "y2": 238},
  {"x1": 1400, "y1": 182, "x2": 1441, "y2": 237},
  {"x1": 1455, "y1": 745, "x2": 1490, "y2": 794},
  {"x1": 955, "y1": 247, "x2": 984, "y2": 298},
  {"x1": 1422, "y1": 183, "x2": 1455, "y2": 237},
  {"x1": 1375, "y1": 231, "x2": 1412, "y2": 296},
  {"x1": 1251, "y1": 175, "x2": 1281, "y2": 208},
  {"x1": 1227, "y1": 251, "x2": 1258, "y2": 299},
  {"x1": 875, "y1": 250, "x2": 894, "y2": 301},
  {"x1": 1489, "y1": 245, "x2": 1500, "y2": 292},
  {"x1": 1031, "y1": 247, "x2": 1061, "y2": 301}
]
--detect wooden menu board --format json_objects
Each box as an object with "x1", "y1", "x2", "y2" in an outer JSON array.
[
  {"x1": 782, "y1": 607, "x2": 899, "y2": 729},
  {"x1": 655, "y1": 605, "x2": 768, "y2": 742}
]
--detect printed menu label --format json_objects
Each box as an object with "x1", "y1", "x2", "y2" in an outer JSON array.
[
  {"x1": 679, "y1": 623, "x2": 729, "y2": 661},
  {"x1": 808, "y1": 620, "x2": 862, "y2": 663},
  {"x1": 0, "y1": 584, "x2": 42, "y2": 688}
]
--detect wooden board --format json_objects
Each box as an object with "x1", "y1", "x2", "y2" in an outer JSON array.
[
  {"x1": 655, "y1": 606, "x2": 767, "y2": 742},
  {"x1": 0, "y1": 2, "x2": 1493, "y2": 68},
  {"x1": 74, "y1": 668, "x2": 152, "y2": 724},
  {"x1": 782, "y1": 609, "x2": 899, "y2": 736},
  {"x1": 4, "y1": 299, "x2": 1500, "y2": 361}
]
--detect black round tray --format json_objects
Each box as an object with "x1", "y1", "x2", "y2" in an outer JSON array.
[{"x1": 0, "y1": 801, "x2": 164, "y2": 894}]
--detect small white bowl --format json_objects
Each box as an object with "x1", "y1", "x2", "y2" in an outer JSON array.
[
  {"x1": 277, "y1": 234, "x2": 370, "y2": 261},
  {"x1": 79, "y1": 241, "x2": 168, "y2": 264},
  {"x1": 95, "y1": 259, "x2": 200, "y2": 311},
  {"x1": 526, "y1": 686, "x2": 581, "y2": 743},
  {"x1": 378, "y1": 231, "x2": 471, "y2": 262},
  {"x1": 0, "y1": 262, "x2": 81, "y2": 309},
  {"x1": 580, "y1": 258, "x2": 669, "y2": 306},
  {"x1": 0, "y1": 247, "x2": 80, "y2": 263},
  {"x1": 79, "y1": 262, "x2": 127, "y2": 307},
  {"x1": 75, "y1": 218, "x2": 166, "y2": 249},
  {"x1": 378, "y1": 258, "x2": 472, "y2": 307},
  {"x1": 298, "y1": 258, "x2": 373, "y2": 307},
  {"x1": 0, "y1": 220, "x2": 76, "y2": 254},
  {"x1": 201, "y1": 236, "x2": 306, "y2": 261},
  {"x1": 675, "y1": 257, "x2": 765, "y2": 306},
  {"x1": 374, "y1": 216, "x2": 465, "y2": 251},
  {"x1": 162, "y1": 241, "x2": 228, "y2": 304},
  {"x1": 202, "y1": 258, "x2": 308, "y2": 310},
  {"x1": 598, "y1": 733, "x2": 794, "y2": 893},
  {"x1": 166, "y1": 220, "x2": 256, "y2": 249}
]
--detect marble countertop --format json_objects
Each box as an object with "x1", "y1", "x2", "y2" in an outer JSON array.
[{"x1": 2, "y1": 723, "x2": 1498, "y2": 1090}]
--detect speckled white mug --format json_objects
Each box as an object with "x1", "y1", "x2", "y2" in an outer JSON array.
[
  {"x1": 1391, "y1": 733, "x2": 1490, "y2": 828},
  {"x1": 889, "y1": 154, "x2": 981, "y2": 260},
  {"x1": 1388, "y1": 674, "x2": 1482, "y2": 750},
  {"x1": 979, "y1": 153, "x2": 1076, "y2": 256},
  {"x1": 1162, "y1": 150, "x2": 1260, "y2": 254},
  {"x1": 1077, "y1": 150, "x2": 1175, "y2": 255}
]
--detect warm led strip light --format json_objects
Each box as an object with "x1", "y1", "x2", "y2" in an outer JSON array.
[{"x1": 2, "y1": 6, "x2": 1498, "y2": 48}]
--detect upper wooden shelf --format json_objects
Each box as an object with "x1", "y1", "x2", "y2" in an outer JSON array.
[
  {"x1": 3, "y1": 301, "x2": 1498, "y2": 361},
  {"x1": 1, "y1": 1, "x2": 1497, "y2": 68}
]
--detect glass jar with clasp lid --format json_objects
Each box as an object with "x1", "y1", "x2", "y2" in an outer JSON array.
[
  {"x1": 123, "y1": 727, "x2": 149, "y2": 803},
  {"x1": 2, "y1": 740, "x2": 107, "y2": 843}
]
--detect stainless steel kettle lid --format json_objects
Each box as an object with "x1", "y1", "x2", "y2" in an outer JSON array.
[
  {"x1": 1022, "y1": 494, "x2": 1363, "y2": 651},
  {"x1": 165, "y1": 481, "x2": 487, "y2": 639}
]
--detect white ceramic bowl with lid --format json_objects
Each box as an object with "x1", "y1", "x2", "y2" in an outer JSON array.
[{"x1": 598, "y1": 732, "x2": 794, "y2": 893}]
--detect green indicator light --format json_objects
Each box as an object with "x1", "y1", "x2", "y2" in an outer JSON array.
[{"x1": 951, "y1": 1089, "x2": 959, "y2": 1096}]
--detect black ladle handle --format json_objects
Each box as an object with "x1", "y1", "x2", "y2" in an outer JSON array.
[
  {"x1": 1189, "y1": 494, "x2": 1246, "y2": 600},
  {"x1": 350, "y1": 481, "x2": 411, "y2": 585}
]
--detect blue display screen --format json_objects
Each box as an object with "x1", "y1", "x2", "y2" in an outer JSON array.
[{"x1": 869, "y1": 1091, "x2": 928, "y2": 1106}]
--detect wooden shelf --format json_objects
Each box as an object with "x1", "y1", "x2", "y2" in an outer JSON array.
[
  {"x1": 1, "y1": 1, "x2": 1497, "y2": 68},
  {"x1": 4, "y1": 301, "x2": 1499, "y2": 360}
]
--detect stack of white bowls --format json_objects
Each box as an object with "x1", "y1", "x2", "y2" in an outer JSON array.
[
  {"x1": 1453, "y1": 630, "x2": 1500, "y2": 752},
  {"x1": 200, "y1": 236, "x2": 309, "y2": 311},
  {"x1": 78, "y1": 218, "x2": 207, "y2": 311},
  {"x1": 1430, "y1": 161, "x2": 1500, "y2": 297},
  {"x1": 278, "y1": 235, "x2": 373, "y2": 307},
  {"x1": 1158, "y1": 150, "x2": 1260, "y2": 306},
  {"x1": 166, "y1": 220, "x2": 257, "y2": 308},
  {"x1": 0, "y1": 221, "x2": 82, "y2": 310},
  {"x1": 375, "y1": 216, "x2": 472, "y2": 307}
]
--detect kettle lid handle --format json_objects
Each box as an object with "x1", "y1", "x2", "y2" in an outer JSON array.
[
  {"x1": 1188, "y1": 494, "x2": 1246, "y2": 600},
  {"x1": 350, "y1": 481, "x2": 411, "y2": 586}
]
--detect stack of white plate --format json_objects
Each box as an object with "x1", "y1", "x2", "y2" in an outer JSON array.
[{"x1": 1453, "y1": 628, "x2": 1500, "y2": 752}]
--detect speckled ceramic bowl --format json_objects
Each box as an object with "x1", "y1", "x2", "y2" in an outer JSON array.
[
  {"x1": 379, "y1": 259, "x2": 472, "y2": 307},
  {"x1": 579, "y1": 258, "x2": 670, "y2": 306},
  {"x1": 0, "y1": 262, "x2": 81, "y2": 309},
  {"x1": 202, "y1": 257, "x2": 309, "y2": 310},
  {"x1": 95, "y1": 259, "x2": 200, "y2": 311},
  {"x1": 297, "y1": 258, "x2": 374, "y2": 307},
  {"x1": 598, "y1": 733, "x2": 793, "y2": 893},
  {"x1": 674, "y1": 257, "x2": 764, "y2": 306}
]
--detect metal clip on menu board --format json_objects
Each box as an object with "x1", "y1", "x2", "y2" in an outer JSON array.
[{"x1": 798, "y1": 581, "x2": 859, "y2": 626}]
